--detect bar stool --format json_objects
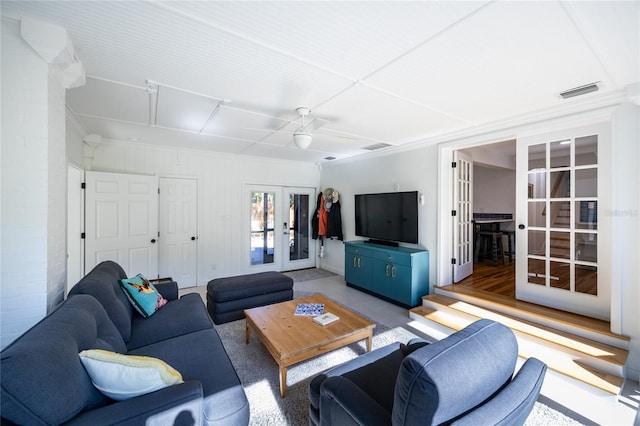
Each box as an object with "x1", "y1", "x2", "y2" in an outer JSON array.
[
  {"x1": 502, "y1": 231, "x2": 514, "y2": 263},
  {"x1": 477, "y1": 232, "x2": 505, "y2": 266}
]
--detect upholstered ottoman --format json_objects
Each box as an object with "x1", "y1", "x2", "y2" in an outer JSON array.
[{"x1": 207, "y1": 271, "x2": 294, "y2": 324}]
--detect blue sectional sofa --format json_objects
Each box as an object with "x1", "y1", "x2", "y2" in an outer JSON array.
[{"x1": 1, "y1": 261, "x2": 250, "y2": 425}]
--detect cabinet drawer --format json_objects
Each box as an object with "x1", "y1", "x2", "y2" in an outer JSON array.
[
  {"x1": 373, "y1": 250, "x2": 412, "y2": 266},
  {"x1": 345, "y1": 245, "x2": 373, "y2": 258}
]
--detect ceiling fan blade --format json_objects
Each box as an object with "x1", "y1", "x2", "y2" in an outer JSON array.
[
  {"x1": 243, "y1": 127, "x2": 294, "y2": 134},
  {"x1": 301, "y1": 117, "x2": 330, "y2": 132}
]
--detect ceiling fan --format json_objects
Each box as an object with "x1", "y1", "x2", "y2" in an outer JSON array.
[
  {"x1": 291, "y1": 107, "x2": 316, "y2": 149},
  {"x1": 245, "y1": 107, "x2": 354, "y2": 149}
]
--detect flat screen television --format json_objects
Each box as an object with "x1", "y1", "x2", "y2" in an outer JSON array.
[{"x1": 354, "y1": 191, "x2": 419, "y2": 245}]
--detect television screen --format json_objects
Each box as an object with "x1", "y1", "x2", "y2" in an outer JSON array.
[{"x1": 354, "y1": 191, "x2": 419, "y2": 244}]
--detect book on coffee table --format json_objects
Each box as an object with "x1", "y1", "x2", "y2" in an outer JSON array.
[
  {"x1": 294, "y1": 303, "x2": 324, "y2": 316},
  {"x1": 313, "y1": 312, "x2": 339, "y2": 326}
]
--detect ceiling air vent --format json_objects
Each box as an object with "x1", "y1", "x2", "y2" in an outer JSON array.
[
  {"x1": 559, "y1": 82, "x2": 600, "y2": 99},
  {"x1": 362, "y1": 143, "x2": 392, "y2": 151}
]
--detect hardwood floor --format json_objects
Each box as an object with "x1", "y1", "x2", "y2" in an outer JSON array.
[
  {"x1": 458, "y1": 259, "x2": 597, "y2": 297},
  {"x1": 456, "y1": 259, "x2": 516, "y2": 297}
]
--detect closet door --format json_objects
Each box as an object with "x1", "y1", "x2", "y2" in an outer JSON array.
[
  {"x1": 85, "y1": 171, "x2": 158, "y2": 278},
  {"x1": 159, "y1": 177, "x2": 198, "y2": 288}
]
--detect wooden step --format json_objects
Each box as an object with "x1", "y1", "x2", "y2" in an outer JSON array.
[
  {"x1": 409, "y1": 295, "x2": 627, "y2": 396},
  {"x1": 424, "y1": 294, "x2": 627, "y2": 375},
  {"x1": 436, "y1": 284, "x2": 630, "y2": 349}
]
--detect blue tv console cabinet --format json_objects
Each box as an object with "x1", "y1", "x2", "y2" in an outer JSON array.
[{"x1": 344, "y1": 240, "x2": 429, "y2": 308}]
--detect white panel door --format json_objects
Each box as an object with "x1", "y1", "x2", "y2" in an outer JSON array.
[
  {"x1": 159, "y1": 177, "x2": 198, "y2": 288},
  {"x1": 85, "y1": 171, "x2": 159, "y2": 278},
  {"x1": 516, "y1": 123, "x2": 609, "y2": 320},
  {"x1": 453, "y1": 151, "x2": 473, "y2": 282}
]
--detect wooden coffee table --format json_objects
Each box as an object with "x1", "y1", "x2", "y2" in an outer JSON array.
[{"x1": 244, "y1": 294, "x2": 375, "y2": 397}]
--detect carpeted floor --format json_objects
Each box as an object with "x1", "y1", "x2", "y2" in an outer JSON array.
[{"x1": 213, "y1": 291, "x2": 585, "y2": 426}]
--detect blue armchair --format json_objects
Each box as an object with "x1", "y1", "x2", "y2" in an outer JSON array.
[{"x1": 309, "y1": 319, "x2": 546, "y2": 426}]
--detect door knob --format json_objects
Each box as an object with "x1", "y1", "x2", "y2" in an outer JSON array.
[
  {"x1": 191, "y1": 236, "x2": 196, "y2": 241},
  {"x1": 150, "y1": 239, "x2": 156, "y2": 243},
  {"x1": 518, "y1": 224, "x2": 525, "y2": 230}
]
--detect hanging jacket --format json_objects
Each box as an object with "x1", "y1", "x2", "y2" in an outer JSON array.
[
  {"x1": 326, "y1": 200, "x2": 343, "y2": 240},
  {"x1": 312, "y1": 193, "x2": 322, "y2": 240},
  {"x1": 318, "y1": 195, "x2": 328, "y2": 237}
]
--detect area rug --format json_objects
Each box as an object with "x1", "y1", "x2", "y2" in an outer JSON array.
[
  {"x1": 282, "y1": 268, "x2": 336, "y2": 283},
  {"x1": 214, "y1": 291, "x2": 585, "y2": 425}
]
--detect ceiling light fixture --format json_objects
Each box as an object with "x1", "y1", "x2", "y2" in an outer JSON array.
[
  {"x1": 559, "y1": 82, "x2": 600, "y2": 99},
  {"x1": 293, "y1": 132, "x2": 312, "y2": 149}
]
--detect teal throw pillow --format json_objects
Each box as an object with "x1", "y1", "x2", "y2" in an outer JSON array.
[{"x1": 119, "y1": 274, "x2": 168, "y2": 318}]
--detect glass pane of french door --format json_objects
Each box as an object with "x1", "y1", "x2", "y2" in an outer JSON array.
[
  {"x1": 250, "y1": 191, "x2": 275, "y2": 266},
  {"x1": 288, "y1": 193, "x2": 310, "y2": 261}
]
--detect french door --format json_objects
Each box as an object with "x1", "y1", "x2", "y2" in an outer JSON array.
[
  {"x1": 453, "y1": 151, "x2": 473, "y2": 282},
  {"x1": 244, "y1": 185, "x2": 316, "y2": 273},
  {"x1": 515, "y1": 123, "x2": 610, "y2": 320}
]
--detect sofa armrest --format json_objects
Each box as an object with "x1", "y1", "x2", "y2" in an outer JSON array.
[
  {"x1": 452, "y1": 357, "x2": 547, "y2": 426},
  {"x1": 320, "y1": 376, "x2": 391, "y2": 426},
  {"x1": 155, "y1": 281, "x2": 179, "y2": 301},
  {"x1": 66, "y1": 381, "x2": 203, "y2": 426}
]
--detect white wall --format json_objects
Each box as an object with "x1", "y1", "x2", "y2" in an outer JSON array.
[
  {"x1": 46, "y1": 62, "x2": 67, "y2": 313},
  {"x1": 65, "y1": 114, "x2": 85, "y2": 168},
  {"x1": 319, "y1": 145, "x2": 439, "y2": 286},
  {"x1": 1, "y1": 18, "x2": 67, "y2": 348},
  {"x1": 473, "y1": 165, "x2": 516, "y2": 231},
  {"x1": 89, "y1": 141, "x2": 321, "y2": 284}
]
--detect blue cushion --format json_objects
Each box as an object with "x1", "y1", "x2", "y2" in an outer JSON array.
[
  {"x1": 0, "y1": 295, "x2": 126, "y2": 425},
  {"x1": 119, "y1": 273, "x2": 168, "y2": 318},
  {"x1": 393, "y1": 319, "x2": 518, "y2": 425}
]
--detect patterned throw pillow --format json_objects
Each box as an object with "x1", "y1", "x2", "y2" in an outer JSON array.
[
  {"x1": 79, "y1": 349, "x2": 183, "y2": 400},
  {"x1": 119, "y1": 273, "x2": 168, "y2": 318}
]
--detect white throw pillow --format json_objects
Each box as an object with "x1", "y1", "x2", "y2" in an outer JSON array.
[{"x1": 79, "y1": 349, "x2": 183, "y2": 400}]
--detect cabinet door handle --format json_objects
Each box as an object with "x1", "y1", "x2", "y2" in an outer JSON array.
[
  {"x1": 353, "y1": 257, "x2": 357, "y2": 268},
  {"x1": 358, "y1": 258, "x2": 361, "y2": 268},
  {"x1": 385, "y1": 264, "x2": 390, "y2": 276},
  {"x1": 391, "y1": 266, "x2": 396, "y2": 278}
]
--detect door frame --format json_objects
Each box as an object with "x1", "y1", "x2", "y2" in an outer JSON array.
[
  {"x1": 66, "y1": 163, "x2": 85, "y2": 294},
  {"x1": 436, "y1": 107, "x2": 619, "y2": 330}
]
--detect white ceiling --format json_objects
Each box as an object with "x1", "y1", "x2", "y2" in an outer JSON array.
[{"x1": 2, "y1": 1, "x2": 638, "y2": 163}]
